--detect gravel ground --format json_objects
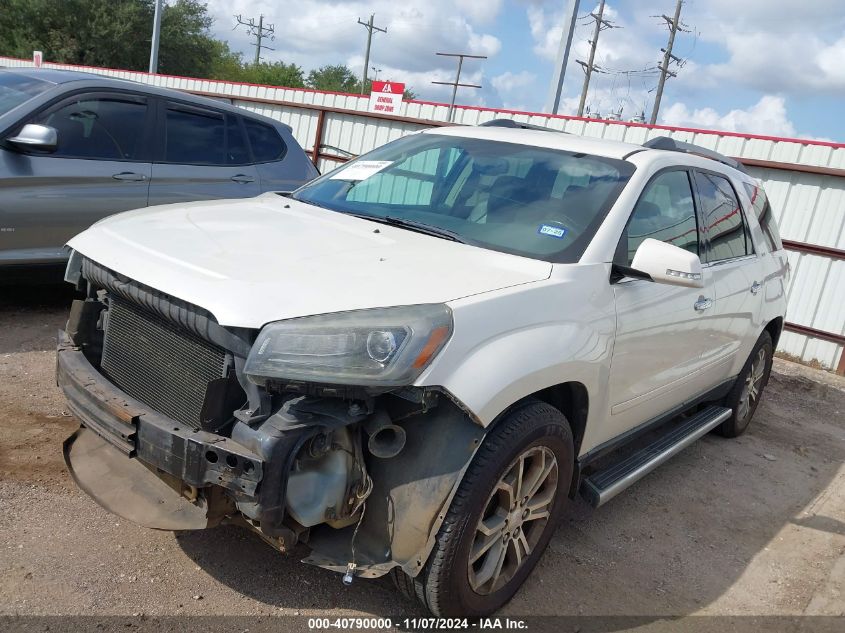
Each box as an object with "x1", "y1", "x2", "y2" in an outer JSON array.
[{"x1": 0, "y1": 282, "x2": 843, "y2": 628}]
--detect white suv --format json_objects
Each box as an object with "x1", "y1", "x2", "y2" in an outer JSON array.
[{"x1": 58, "y1": 121, "x2": 787, "y2": 616}]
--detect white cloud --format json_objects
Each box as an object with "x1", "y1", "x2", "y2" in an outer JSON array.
[
  {"x1": 456, "y1": 0, "x2": 504, "y2": 25},
  {"x1": 660, "y1": 95, "x2": 798, "y2": 137},
  {"x1": 206, "y1": 0, "x2": 502, "y2": 103},
  {"x1": 491, "y1": 70, "x2": 535, "y2": 93}
]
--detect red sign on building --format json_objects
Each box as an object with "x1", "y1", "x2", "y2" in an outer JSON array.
[{"x1": 368, "y1": 81, "x2": 405, "y2": 115}]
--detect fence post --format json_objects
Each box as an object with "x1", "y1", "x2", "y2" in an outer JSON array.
[{"x1": 311, "y1": 110, "x2": 327, "y2": 168}]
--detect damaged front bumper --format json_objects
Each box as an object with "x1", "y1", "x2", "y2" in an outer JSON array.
[{"x1": 57, "y1": 329, "x2": 306, "y2": 540}]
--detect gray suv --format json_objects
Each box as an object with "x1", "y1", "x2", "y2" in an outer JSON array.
[{"x1": 0, "y1": 69, "x2": 318, "y2": 268}]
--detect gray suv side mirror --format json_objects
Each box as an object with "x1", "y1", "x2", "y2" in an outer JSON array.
[{"x1": 7, "y1": 124, "x2": 58, "y2": 153}]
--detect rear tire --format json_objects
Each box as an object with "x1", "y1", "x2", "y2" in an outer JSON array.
[
  {"x1": 397, "y1": 400, "x2": 574, "y2": 617},
  {"x1": 717, "y1": 331, "x2": 773, "y2": 438}
]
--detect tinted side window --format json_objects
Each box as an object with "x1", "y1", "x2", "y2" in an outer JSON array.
[
  {"x1": 226, "y1": 116, "x2": 250, "y2": 165},
  {"x1": 35, "y1": 95, "x2": 148, "y2": 160},
  {"x1": 244, "y1": 119, "x2": 286, "y2": 162},
  {"x1": 164, "y1": 104, "x2": 225, "y2": 165},
  {"x1": 695, "y1": 172, "x2": 749, "y2": 262},
  {"x1": 616, "y1": 170, "x2": 699, "y2": 266},
  {"x1": 743, "y1": 182, "x2": 783, "y2": 252}
]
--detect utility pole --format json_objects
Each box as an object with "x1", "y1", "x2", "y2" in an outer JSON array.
[
  {"x1": 545, "y1": 0, "x2": 581, "y2": 114},
  {"x1": 235, "y1": 14, "x2": 276, "y2": 66},
  {"x1": 576, "y1": 0, "x2": 616, "y2": 117},
  {"x1": 358, "y1": 14, "x2": 387, "y2": 94},
  {"x1": 650, "y1": 0, "x2": 686, "y2": 124},
  {"x1": 148, "y1": 0, "x2": 163, "y2": 74},
  {"x1": 432, "y1": 52, "x2": 487, "y2": 122}
]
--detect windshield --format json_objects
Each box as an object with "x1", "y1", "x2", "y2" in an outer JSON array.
[
  {"x1": 293, "y1": 133, "x2": 635, "y2": 263},
  {"x1": 0, "y1": 73, "x2": 52, "y2": 117}
]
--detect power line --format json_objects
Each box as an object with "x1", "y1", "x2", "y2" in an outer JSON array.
[
  {"x1": 432, "y1": 52, "x2": 487, "y2": 123},
  {"x1": 235, "y1": 14, "x2": 275, "y2": 66},
  {"x1": 575, "y1": 0, "x2": 618, "y2": 117},
  {"x1": 358, "y1": 14, "x2": 387, "y2": 94},
  {"x1": 650, "y1": 0, "x2": 688, "y2": 124}
]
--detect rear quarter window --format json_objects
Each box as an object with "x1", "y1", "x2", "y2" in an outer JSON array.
[
  {"x1": 244, "y1": 119, "x2": 286, "y2": 163},
  {"x1": 743, "y1": 182, "x2": 783, "y2": 252}
]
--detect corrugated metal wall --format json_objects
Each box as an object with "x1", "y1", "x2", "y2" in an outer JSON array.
[{"x1": 2, "y1": 57, "x2": 843, "y2": 370}]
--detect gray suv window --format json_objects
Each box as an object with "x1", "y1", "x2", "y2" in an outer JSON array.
[
  {"x1": 164, "y1": 103, "x2": 226, "y2": 165},
  {"x1": 244, "y1": 118, "x2": 286, "y2": 163},
  {"x1": 34, "y1": 95, "x2": 148, "y2": 160}
]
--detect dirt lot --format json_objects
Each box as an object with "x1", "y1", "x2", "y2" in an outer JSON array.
[{"x1": 0, "y1": 282, "x2": 844, "y2": 628}]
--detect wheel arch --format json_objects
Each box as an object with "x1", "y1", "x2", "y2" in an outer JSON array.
[
  {"x1": 488, "y1": 380, "x2": 589, "y2": 499},
  {"x1": 764, "y1": 316, "x2": 784, "y2": 349}
]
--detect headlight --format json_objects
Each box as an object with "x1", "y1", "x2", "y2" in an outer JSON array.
[{"x1": 244, "y1": 304, "x2": 453, "y2": 386}]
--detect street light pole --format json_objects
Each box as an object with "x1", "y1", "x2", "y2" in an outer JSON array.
[{"x1": 148, "y1": 0, "x2": 163, "y2": 74}]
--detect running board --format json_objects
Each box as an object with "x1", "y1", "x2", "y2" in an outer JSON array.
[{"x1": 581, "y1": 405, "x2": 732, "y2": 508}]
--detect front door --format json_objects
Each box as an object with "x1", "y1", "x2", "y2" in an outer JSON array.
[
  {"x1": 0, "y1": 92, "x2": 152, "y2": 264},
  {"x1": 604, "y1": 169, "x2": 718, "y2": 444}
]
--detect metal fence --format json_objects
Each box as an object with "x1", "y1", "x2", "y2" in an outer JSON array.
[{"x1": 2, "y1": 56, "x2": 843, "y2": 373}]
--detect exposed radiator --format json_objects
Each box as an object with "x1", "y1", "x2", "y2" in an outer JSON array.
[{"x1": 101, "y1": 296, "x2": 227, "y2": 429}]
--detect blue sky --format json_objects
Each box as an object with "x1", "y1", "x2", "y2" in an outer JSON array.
[{"x1": 206, "y1": 1, "x2": 845, "y2": 142}]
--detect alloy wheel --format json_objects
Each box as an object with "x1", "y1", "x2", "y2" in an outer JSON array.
[{"x1": 467, "y1": 445, "x2": 559, "y2": 595}]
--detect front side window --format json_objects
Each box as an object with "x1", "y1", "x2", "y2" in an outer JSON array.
[
  {"x1": 695, "y1": 172, "x2": 751, "y2": 262},
  {"x1": 616, "y1": 170, "x2": 699, "y2": 266},
  {"x1": 164, "y1": 103, "x2": 225, "y2": 165},
  {"x1": 34, "y1": 95, "x2": 148, "y2": 160},
  {"x1": 293, "y1": 133, "x2": 634, "y2": 263},
  {"x1": 743, "y1": 182, "x2": 783, "y2": 252}
]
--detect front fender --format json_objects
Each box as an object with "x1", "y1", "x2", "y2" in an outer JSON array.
[{"x1": 419, "y1": 264, "x2": 615, "y2": 427}]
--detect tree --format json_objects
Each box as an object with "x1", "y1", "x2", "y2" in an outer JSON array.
[
  {"x1": 0, "y1": 0, "x2": 234, "y2": 77},
  {"x1": 240, "y1": 61, "x2": 305, "y2": 88},
  {"x1": 306, "y1": 64, "x2": 360, "y2": 93},
  {"x1": 0, "y1": 3, "x2": 414, "y2": 96}
]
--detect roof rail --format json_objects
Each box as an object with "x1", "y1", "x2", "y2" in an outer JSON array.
[
  {"x1": 643, "y1": 136, "x2": 747, "y2": 173},
  {"x1": 479, "y1": 118, "x2": 567, "y2": 133}
]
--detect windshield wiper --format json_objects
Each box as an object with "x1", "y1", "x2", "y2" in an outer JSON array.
[{"x1": 380, "y1": 216, "x2": 469, "y2": 244}]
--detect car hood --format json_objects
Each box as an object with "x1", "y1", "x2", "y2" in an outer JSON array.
[{"x1": 68, "y1": 193, "x2": 552, "y2": 328}]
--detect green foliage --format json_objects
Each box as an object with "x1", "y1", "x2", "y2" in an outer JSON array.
[
  {"x1": 0, "y1": 1, "x2": 414, "y2": 95},
  {"x1": 306, "y1": 64, "x2": 361, "y2": 93}
]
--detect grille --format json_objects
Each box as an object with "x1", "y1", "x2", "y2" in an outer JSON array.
[{"x1": 101, "y1": 296, "x2": 227, "y2": 429}]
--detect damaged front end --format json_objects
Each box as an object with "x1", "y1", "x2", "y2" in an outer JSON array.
[{"x1": 59, "y1": 256, "x2": 484, "y2": 579}]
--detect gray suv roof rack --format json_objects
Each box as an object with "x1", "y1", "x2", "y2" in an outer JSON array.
[
  {"x1": 642, "y1": 136, "x2": 747, "y2": 173},
  {"x1": 479, "y1": 118, "x2": 567, "y2": 133}
]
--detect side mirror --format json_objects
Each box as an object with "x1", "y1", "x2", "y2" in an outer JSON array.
[
  {"x1": 630, "y1": 238, "x2": 704, "y2": 288},
  {"x1": 6, "y1": 123, "x2": 58, "y2": 153}
]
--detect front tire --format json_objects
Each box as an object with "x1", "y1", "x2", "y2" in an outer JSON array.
[
  {"x1": 398, "y1": 400, "x2": 574, "y2": 617},
  {"x1": 718, "y1": 331, "x2": 773, "y2": 437}
]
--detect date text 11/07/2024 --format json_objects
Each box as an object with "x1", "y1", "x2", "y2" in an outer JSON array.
[{"x1": 307, "y1": 617, "x2": 529, "y2": 630}]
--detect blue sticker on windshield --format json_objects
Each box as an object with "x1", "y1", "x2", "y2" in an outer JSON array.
[{"x1": 538, "y1": 224, "x2": 568, "y2": 239}]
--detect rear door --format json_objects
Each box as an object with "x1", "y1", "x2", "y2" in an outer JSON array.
[
  {"x1": 244, "y1": 117, "x2": 318, "y2": 193},
  {"x1": 693, "y1": 169, "x2": 765, "y2": 380},
  {"x1": 0, "y1": 91, "x2": 153, "y2": 263},
  {"x1": 606, "y1": 169, "x2": 719, "y2": 441},
  {"x1": 148, "y1": 101, "x2": 260, "y2": 205}
]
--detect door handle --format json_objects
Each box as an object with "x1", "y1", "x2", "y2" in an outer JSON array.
[
  {"x1": 231, "y1": 174, "x2": 255, "y2": 184},
  {"x1": 694, "y1": 296, "x2": 713, "y2": 312},
  {"x1": 750, "y1": 281, "x2": 762, "y2": 295},
  {"x1": 112, "y1": 171, "x2": 147, "y2": 182}
]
